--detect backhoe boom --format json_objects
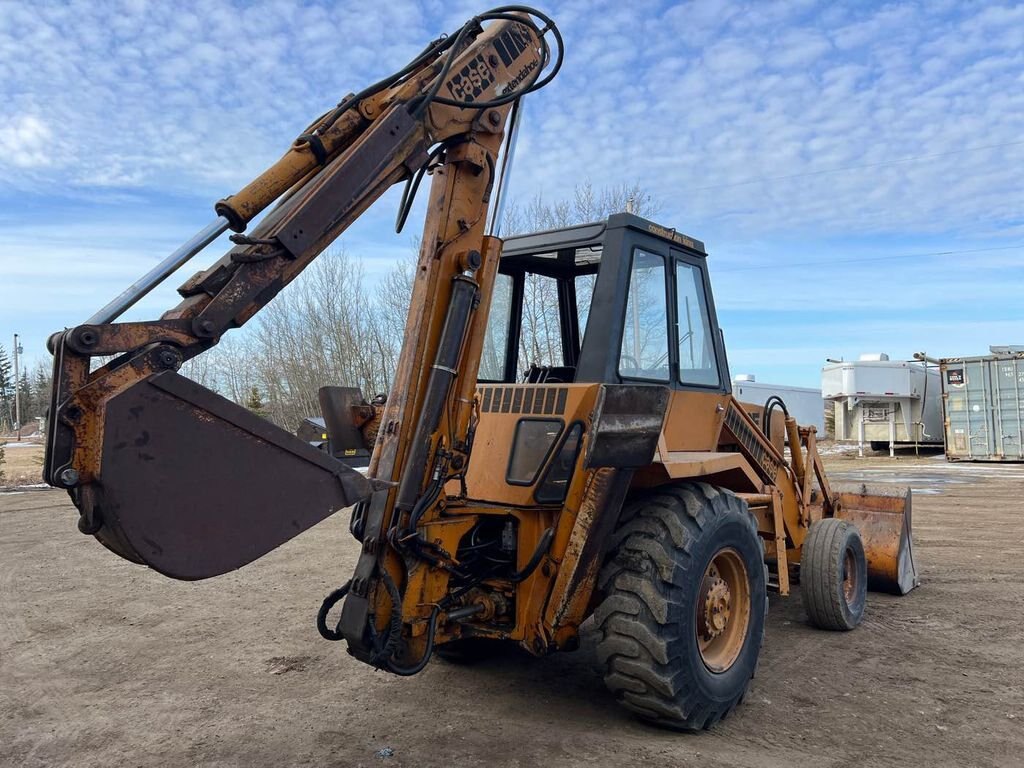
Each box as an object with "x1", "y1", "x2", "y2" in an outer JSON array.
[
  {"x1": 43, "y1": 5, "x2": 561, "y2": 602},
  {"x1": 41, "y1": 6, "x2": 917, "y2": 731}
]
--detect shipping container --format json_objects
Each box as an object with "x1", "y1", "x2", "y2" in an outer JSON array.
[
  {"x1": 940, "y1": 349, "x2": 1024, "y2": 462},
  {"x1": 822, "y1": 354, "x2": 943, "y2": 456}
]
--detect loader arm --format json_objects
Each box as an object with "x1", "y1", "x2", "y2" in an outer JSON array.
[{"x1": 44, "y1": 6, "x2": 561, "y2": 600}]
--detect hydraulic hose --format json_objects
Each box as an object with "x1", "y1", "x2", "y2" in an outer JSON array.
[{"x1": 510, "y1": 527, "x2": 554, "y2": 583}]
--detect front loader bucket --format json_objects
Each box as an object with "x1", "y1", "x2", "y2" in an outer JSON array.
[
  {"x1": 834, "y1": 484, "x2": 919, "y2": 595},
  {"x1": 70, "y1": 370, "x2": 373, "y2": 581}
]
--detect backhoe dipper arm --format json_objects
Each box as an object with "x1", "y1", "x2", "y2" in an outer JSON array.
[{"x1": 43, "y1": 8, "x2": 561, "y2": 587}]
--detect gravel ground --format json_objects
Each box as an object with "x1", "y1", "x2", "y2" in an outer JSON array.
[{"x1": 2, "y1": 455, "x2": 1023, "y2": 768}]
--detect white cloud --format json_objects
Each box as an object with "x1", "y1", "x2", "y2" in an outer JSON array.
[
  {"x1": 2, "y1": 0, "x2": 1021, "y2": 242},
  {"x1": 0, "y1": 0, "x2": 434, "y2": 195},
  {"x1": 1, "y1": 0, "x2": 1022, "y2": 383},
  {"x1": 0, "y1": 115, "x2": 58, "y2": 169},
  {"x1": 503, "y1": 0, "x2": 1024, "y2": 243}
]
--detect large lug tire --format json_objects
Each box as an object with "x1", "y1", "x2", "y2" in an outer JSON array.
[
  {"x1": 801, "y1": 518, "x2": 867, "y2": 631},
  {"x1": 595, "y1": 483, "x2": 767, "y2": 731}
]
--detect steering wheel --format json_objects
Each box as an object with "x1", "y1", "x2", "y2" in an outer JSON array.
[{"x1": 620, "y1": 354, "x2": 640, "y2": 371}]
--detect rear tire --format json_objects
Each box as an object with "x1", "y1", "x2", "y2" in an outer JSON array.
[
  {"x1": 870, "y1": 441, "x2": 890, "y2": 452},
  {"x1": 801, "y1": 518, "x2": 867, "y2": 631},
  {"x1": 595, "y1": 483, "x2": 767, "y2": 731}
]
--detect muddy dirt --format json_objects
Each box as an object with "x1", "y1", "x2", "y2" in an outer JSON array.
[{"x1": 2, "y1": 456, "x2": 1022, "y2": 767}]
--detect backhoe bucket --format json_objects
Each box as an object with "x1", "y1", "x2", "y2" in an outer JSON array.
[
  {"x1": 70, "y1": 370, "x2": 373, "y2": 580},
  {"x1": 833, "y1": 484, "x2": 919, "y2": 595}
]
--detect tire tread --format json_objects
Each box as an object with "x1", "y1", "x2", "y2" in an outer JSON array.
[
  {"x1": 801, "y1": 518, "x2": 864, "y2": 631},
  {"x1": 595, "y1": 482, "x2": 766, "y2": 731}
]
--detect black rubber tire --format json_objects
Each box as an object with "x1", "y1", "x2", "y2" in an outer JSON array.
[
  {"x1": 594, "y1": 483, "x2": 767, "y2": 731},
  {"x1": 870, "y1": 441, "x2": 890, "y2": 452},
  {"x1": 801, "y1": 518, "x2": 867, "y2": 631}
]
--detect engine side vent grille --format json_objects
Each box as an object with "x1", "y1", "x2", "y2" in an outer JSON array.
[
  {"x1": 479, "y1": 386, "x2": 568, "y2": 416},
  {"x1": 723, "y1": 402, "x2": 781, "y2": 482}
]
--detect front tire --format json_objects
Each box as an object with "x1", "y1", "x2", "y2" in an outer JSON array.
[
  {"x1": 595, "y1": 483, "x2": 767, "y2": 731},
  {"x1": 801, "y1": 518, "x2": 867, "y2": 631}
]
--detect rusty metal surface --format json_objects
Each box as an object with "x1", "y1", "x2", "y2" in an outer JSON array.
[
  {"x1": 317, "y1": 386, "x2": 372, "y2": 462},
  {"x1": 584, "y1": 385, "x2": 669, "y2": 469},
  {"x1": 42, "y1": 331, "x2": 89, "y2": 487},
  {"x1": 278, "y1": 107, "x2": 427, "y2": 257},
  {"x1": 87, "y1": 371, "x2": 371, "y2": 580},
  {"x1": 216, "y1": 110, "x2": 368, "y2": 230},
  {"x1": 834, "y1": 483, "x2": 919, "y2": 595},
  {"x1": 545, "y1": 467, "x2": 632, "y2": 638},
  {"x1": 340, "y1": 128, "x2": 514, "y2": 662},
  {"x1": 38, "y1": 9, "x2": 564, "y2": 683},
  {"x1": 62, "y1": 321, "x2": 199, "y2": 357}
]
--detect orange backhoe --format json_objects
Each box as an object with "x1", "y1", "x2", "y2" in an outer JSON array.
[{"x1": 43, "y1": 6, "x2": 917, "y2": 730}]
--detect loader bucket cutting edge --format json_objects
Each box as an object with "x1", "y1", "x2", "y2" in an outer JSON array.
[
  {"x1": 78, "y1": 370, "x2": 372, "y2": 581},
  {"x1": 833, "y1": 483, "x2": 919, "y2": 595}
]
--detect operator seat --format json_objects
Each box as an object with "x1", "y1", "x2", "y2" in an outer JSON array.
[{"x1": 523, "y1": 364, "x2": 576, "y2": 384}]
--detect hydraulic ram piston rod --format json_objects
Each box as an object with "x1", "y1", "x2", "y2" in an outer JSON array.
[{"x1": 86, "y1": 216, "x2": 231, "y2": 325}]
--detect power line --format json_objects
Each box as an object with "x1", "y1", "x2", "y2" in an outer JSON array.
[
  {"x1": 691, "y1": 140, "x2": 1024, "y2": 192},
  {"x1": 718, "y1": 244, "x2": 1024, "y2": 273}
]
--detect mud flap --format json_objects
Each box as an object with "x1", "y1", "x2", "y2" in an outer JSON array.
[
  {"x1": 79, "y1": 371, "x2": 373, "y2": 580},
  {"x1": 834, "y1": 484, "x2": 919, "y2": 595}
]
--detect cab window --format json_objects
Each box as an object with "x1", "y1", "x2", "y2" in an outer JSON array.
[
  {"x1": 676, "y1": 261, "x2": 719, "y2": 386},
  {"x1": 575, "y1": 272, "x2": 596, "y2": 335},
  {"x1": 518, "y1": 273, "x2": 563, "y2": 371},
  {"x1": 479, "y1": 272, "x2": 513, "y2": 381},
  {"x1": 619, "y1": 249, "x2": 669, "y2": 381}
]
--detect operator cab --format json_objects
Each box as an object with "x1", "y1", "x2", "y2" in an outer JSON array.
[{"x1": 480, "y1": 213, "x2": 731, "y2": 392}]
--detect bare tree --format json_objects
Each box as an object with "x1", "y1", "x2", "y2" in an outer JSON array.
[
  {"x1": 502, "y1": 181, "x2": 660, "y2": 372},
  {"x1": 501, "y1": 180, "x2": 659, "y2": 236},
  {"x1": 370, "y1": 251, "x2": 417, "y2": 393},
  {"x1": 175, "y1": 182, "x2": 657, "y2": 430}
]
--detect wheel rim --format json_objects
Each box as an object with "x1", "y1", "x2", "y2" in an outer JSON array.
[
  {"x1": 696, "y1": 547, "x2": 751, "y2": 673},
  {"x1": 842, "y1": 546, "x2": 860, "y2": 606}
]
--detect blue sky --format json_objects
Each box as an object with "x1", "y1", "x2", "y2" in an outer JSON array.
[{"x1": 1, "y1": 0, "x2": 1022, "y2": 387}]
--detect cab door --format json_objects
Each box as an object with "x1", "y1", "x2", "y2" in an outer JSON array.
[{"x1": 661, "y1": 250, "x2": 730, "y2": 451}]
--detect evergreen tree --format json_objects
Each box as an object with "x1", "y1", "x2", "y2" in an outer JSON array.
[
  {"x1": 32, "y1": 363, "x2": 52, "y2": 425},
  {"x1": 17, "y1": 371, "x2": 31, "y2": 425},
  {"x1": 245, "y1": 385, "x2": 267, "y2": 417},
  {"x1": 0, "y1": 345, "x2": 12, "y2": 431}
]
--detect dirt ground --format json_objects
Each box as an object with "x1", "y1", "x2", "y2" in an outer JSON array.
[
  {"x1": 0, "y1": 440, "x2": 45, "y2": 487},
  {"x1": 2, "y1": 453, "x2": 1023, "y2": 768}
]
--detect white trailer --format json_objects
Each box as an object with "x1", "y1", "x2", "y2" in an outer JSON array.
[
  {"x1": 822, "y1": 354, "x2": 943, "y2": 457},
  {"x1": 732, "y1": 375, "x2": 825, "y2": 434}
]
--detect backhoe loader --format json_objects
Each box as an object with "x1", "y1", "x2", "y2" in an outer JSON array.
[{"x1": 43, "y1": 6, "x2": 918, "y2": 730}]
